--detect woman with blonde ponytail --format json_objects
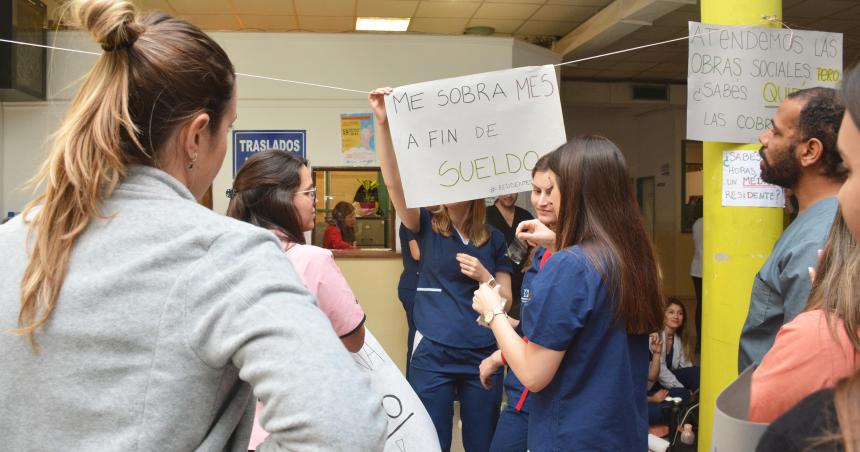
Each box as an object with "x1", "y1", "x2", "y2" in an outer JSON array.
[{"x1": 0, "y1": 1, "x2": 386, "y2": 450}]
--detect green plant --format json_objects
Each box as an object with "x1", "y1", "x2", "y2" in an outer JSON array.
[{"x1": 356, "y1": 178, "x2": 378, "y2": 203}]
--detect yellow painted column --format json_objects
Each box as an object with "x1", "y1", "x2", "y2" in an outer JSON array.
[{"x1": 698, "y1": 1, "x2": 783, "y2": 450}]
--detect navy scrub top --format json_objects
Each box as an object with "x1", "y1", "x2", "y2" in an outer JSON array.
[
  {"x1": 411, "y1": 208, "x2": 512, "y2": 349},
  {"x1": 522, "y1": 246, "x2": 649, "y2": 451},
  {"x1": 502, "y1": 246, "x2": 547, "y2": 414}
]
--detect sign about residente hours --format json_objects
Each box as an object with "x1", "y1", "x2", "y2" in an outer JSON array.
[
  {"x1": 385, "y1": 65, "x2": 566, "y2": 208},
  {"x1": 687, "y1": 21, "x2": 842, "y2": 143},
  {"x1": 722, "y1": 150, "x2": 785, "y2": 208}
]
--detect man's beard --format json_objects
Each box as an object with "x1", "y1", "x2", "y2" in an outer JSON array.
[{"x1": 760, "y1": 143, "x2": 801, "y2": 188}]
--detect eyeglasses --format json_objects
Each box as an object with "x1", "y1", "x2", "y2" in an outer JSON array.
[{"x1": 295, "y1": 187, "x2": 317, "y2": 202}]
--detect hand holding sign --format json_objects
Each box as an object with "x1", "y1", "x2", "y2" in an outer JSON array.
[{"x1": 369, "y1": 87, "x2": 393, "y2": 125}]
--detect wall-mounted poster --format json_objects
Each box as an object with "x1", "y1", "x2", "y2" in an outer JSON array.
[
  {"x1": 341, "y1": 113, "x2": 377, "y2": 166},
  {"x1": 233, "y1": 130, "x2": 306, "y2": 176}
]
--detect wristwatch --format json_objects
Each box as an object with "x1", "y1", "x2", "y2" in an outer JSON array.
[{"x1": 483, "y1": 305, "x2": 506, "y2": 326}]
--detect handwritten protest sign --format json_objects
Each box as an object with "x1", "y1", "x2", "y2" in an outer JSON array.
[
  {"x1": 352, "y1": 330, "x2": 440, "y2": 452},
  {"x1": 385, "y1": 65, "x2": 566, "y2": 207},
  {"x1": 687, "y1": 22, "x2": 842, "y2": 143},
  {"x1": 722, "y1": 150, "x2": 784, "y2": 208}
]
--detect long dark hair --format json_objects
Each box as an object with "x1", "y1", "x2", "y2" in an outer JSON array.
[
  {"x1": 17, "y1": 0, "x2": 234, "y2": 349},
  {"x1": 550, "y1": 135, "x2": 664, "y2": 334},
  {"x1": 227, "y1": 150, "x2": 309, "y2": 244},
  {"x1": 329, "y1": 201, "x2": 356, "y2": 243}
]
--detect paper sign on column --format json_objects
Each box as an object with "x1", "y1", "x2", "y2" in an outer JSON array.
[
  {"x1": 384, "y1": 65, "x2": 567, "y2": 208},
  {"x1": 722, "y1": 150, "x2": 784, "y2": 208},
  {"x1": 687, "y1": 21, "x2": 842, "y2": 143}
]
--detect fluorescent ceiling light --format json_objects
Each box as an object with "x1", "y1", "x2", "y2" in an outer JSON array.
[{"x1": 356, "y1": 17, "x2": 410, "y2": 32}]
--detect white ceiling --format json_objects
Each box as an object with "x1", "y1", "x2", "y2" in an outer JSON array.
[{"x1": 46, "y1": 0, "x2": 860, "y2": 83}]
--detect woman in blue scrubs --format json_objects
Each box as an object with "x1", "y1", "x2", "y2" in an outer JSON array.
[
  {"x1": 370, "y1": 89, "x2": 513, "y2": 452},
  {"x1": 479, "y1": 155, "x2": 557, "y2": 452},
  {"x1": 473, "y1": 136, "x2": 665, "y2": 451}
]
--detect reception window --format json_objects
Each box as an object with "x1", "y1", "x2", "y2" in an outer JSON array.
[{"x1": 311, "y1": 167, "x2": 397, "y2": 255}]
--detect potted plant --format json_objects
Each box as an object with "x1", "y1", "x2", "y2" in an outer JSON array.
[{"x1": 356, "y1": 178, "x2": 378, "y2": 209}]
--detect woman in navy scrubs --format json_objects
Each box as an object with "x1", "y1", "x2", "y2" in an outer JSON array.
[
  {"x1": 479, "y1": 154, "x2": 557, "y2": 452},
  {"x1": 370, "y1": 89, "x2": 513, "y2": 452},
  {"x1": 473, "y1": 136, "x2": 665, "y2": 451}
]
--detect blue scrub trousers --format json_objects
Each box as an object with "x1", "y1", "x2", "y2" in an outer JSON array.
[
  {"x1": 489, "y1": 404, "x2": 528, "y2": 452},
  {"x1": 409, "y1": 338, "x2": 503, "y2": 452}
]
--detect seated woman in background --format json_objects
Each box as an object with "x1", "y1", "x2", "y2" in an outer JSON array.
[
  {"x1": 226, "y1": 150, "x2": 368, "y2": 449},
  {"x1": 323, "y1": 201, "x2": 357, "y2": 249},
  {"x1": 656, "y1": 298, "x2": 700, "y2": 398},
  {"x1": 750, "y1": 210, "x2": 860, "y2": 423}
]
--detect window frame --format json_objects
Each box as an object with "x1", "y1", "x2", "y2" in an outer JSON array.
[{"x1": 311, "y1": 166, "x2": 399, "y2": 258}]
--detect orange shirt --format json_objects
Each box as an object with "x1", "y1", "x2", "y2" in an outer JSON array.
[{"x1": 749, "y1": 309, "x2": 859, "y2": 423}]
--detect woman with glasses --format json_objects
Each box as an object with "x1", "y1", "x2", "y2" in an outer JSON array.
[{"x1": 226, "y1": 150, "x2": 369, "y2": 449}]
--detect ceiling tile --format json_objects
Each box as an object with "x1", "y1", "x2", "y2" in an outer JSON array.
[
  {"x1": 531, "y1": 5, "x2": 599, "y2": 22},
  {"x1": 179, "y1": 14, "x2": 241, "y2": 30},
  {"x1": 298, "y1": 16, "x2": 356, "y2": 32},
  {"x1": 295, "y1": 0, "x2": 356, "y2": 17},
  {"x1": 466, "y1": 18, "x2": 526, "y2": 34},
  {"x1": 785, "y1": 0, "x2": 856, "y2": 19},
  {"x1": 652, "y1": 10, "x2": 697, "y2": 28},
  {"x1": 136, "y1": 0, "x2": 176, "y2": 14},
  {"x1": 516, "y1": 20, "x2": 580, "y2": 36},
  {"x1": 239, "y1": 15, "x2": 299, "y2": 31},
  {"x1": 478, "y1": 0, "x2": 543, "y2": 3},
  {"x1": 473, "y1": 3, "x2": 541, "y2": 20},
  {"x1": 625, "y1": 26, "x2": 687, "y2": 42},
  {"x1": 232, "y1": 0, "x2": 296, "y2": 15},
  {"x1": 415, "y1": 2, "x2": 480, "y2": 18},
  {"x1": 169, "y1": 0, "x2": 233, "y2": 15},
  {"x1": 559, "y1": 67, "x2": 602, "y2": 78},
  {"x1": 409, "y1": 17, "x2": 469, "y2": 34},
  {"x1": 548, "y1": 0, "x2": 612, "y2": 7},
  {"x1": 357, "y1": 0, "x2": 418, "y2": 17}
]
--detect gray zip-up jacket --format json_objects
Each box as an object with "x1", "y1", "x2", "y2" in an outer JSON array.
[{"x1": 0, "y1": 165, "x2": 387, "y2": 451}]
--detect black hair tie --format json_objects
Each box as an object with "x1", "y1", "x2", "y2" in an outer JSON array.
[
  {"x1": 225, "y1": 188, "x2": 238, "y2": 199},
  {"x1": 101, "y1": 34, "x2": 138, "y2": 52}
]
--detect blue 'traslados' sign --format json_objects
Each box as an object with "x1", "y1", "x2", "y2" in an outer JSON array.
[{"x1": 233, "y1": 130, "x2": 306, "y2": 176}]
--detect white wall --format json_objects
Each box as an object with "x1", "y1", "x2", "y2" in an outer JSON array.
[{"x1": 1, "y1": 31, "x2": 559, "y2": 215}]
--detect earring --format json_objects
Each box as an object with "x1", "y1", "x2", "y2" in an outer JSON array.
[{"x1": 187, "y1": 153, "x2": 198, "y2": 170}]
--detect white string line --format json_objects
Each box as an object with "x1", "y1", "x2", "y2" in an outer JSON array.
[
  {"x1": 233, "y1": 72, "x2": 370, "y2": 94},
  {"x1": 554, "y1": 20, "x2": 772, "y2": 67},
  {"x1": 3, "y1": 19, "x2": 781, "y2": 93},
  {"x1": 0, "y1": 38, "x2": 372, "y2": 94},
  {"x1": 0, "y1": 37, "x2": 99, "y2": 55}
]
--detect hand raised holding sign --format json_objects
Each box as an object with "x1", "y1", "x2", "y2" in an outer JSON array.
[
  {"x1": 369, "y1": 88, "x2": 421, "y2": 232},
  {"x1": 369, "y1": 87, "x2": 393, "y2": 125}
]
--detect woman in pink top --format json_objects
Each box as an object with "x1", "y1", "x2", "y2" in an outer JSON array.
[
  {"x1": 750, "y1": 211, "x2": 860, "y2": 423},
  {"x1": 226, "y1": 150, "x2": 368, "y2": 449}
]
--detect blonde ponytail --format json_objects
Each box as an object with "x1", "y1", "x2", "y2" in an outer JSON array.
[
  {"x1": 14, "y1": 0, "x2": 235, "y2": 351},
  {"x1": 16, "y1": 0, "x2": 142, "y2": 349}
]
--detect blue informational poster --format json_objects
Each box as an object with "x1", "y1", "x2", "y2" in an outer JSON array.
[{"x1": 233, "y1": 130, "x2": 306, "y2": 176}]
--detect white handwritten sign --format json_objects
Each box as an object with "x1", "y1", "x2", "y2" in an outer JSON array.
[
  {"x1": 687, "y1": 22, "x2": 842, "y2": 143},
  {"x1": 722, "y1": 150, "x2": 784, "y2": 208},
  {"x1": 352, "y1": 330, "x2": 440, "y2": 452},
  {"x1": 385, "y1": 65, "x2": 566, "y2": 207}
]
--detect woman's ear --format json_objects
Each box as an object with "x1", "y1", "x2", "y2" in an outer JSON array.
[{"x1": 178, "y1": 112, "x2": 212, "y2": 163}]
